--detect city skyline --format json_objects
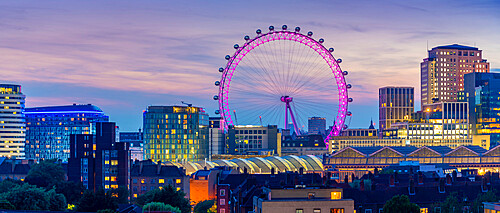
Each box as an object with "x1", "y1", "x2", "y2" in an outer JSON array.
[{"x1": 1, "y1": 0, "x2": 499, "y2": 131}]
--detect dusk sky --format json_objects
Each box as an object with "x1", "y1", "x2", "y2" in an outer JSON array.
[{"x1": 2, "y1": 0, "x2": 499, "y2": 131}]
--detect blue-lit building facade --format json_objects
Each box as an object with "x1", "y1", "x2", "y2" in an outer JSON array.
[
  {"x1": 143, "y1": 106, "x2": 209, "y2": 162},
  {"x1": 464, "y1": 72, "x2": 500, "y2": 146},
  {"x1": 0, "y1": 84, "x2": 26, "y2": 159},
  {"x1": 25, "y1": 104, "x2": 109, "y2": 161}
]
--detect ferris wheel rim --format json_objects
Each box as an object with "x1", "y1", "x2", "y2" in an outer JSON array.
[{"x1": 217, "y1": 26, "x2": 350, "y2": 147}]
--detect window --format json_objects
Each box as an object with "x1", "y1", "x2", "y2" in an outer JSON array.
[
  {"x1": 314, "y1": 209, "x2": 321, "y2": 213},
  {"x1": 133, "y1": 179, "x2": 138, "y2": 184},
  {"x1": 220, "y1": 189, "x2": 225, "y2": 196},
  {"x1": 365, "y1": 209, "x2": 372, "y2": 213},
  {"x1": 308, "y1": 192, "x2": 315, "y2": 199},
  {"x1": 330, "y1": 209, "x2": 344, "y2": 213},
  {"x1": 296, "y1": 209, "x2": 304, "y2": 213},
  {"x1": 331, "y1": 191, "x2": 341, "y2": 200},
  {"x1": 176, "y1": 179, "x2": 181, "y2": 184},
  {"x1": 220, "y1": 199, "x2": 225, "y2": 206},
  {"x1": 159, "y1": 179, "x2": 164, "y2": 183},
  {"x1": 220, "y1": 209, "x2": 225, "y2": 213}
]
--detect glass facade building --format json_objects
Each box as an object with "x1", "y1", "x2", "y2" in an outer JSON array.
[
  {"x1": 379, "y1": 87, "x2": 414, "y2": 130},
  {"x1": 0, "y1": 84, "x2": 26, "y2": 159},
  {"x1": 25, "y1": 104, "x2": 109, "y2": 161},
  {"x1": 143, "y1": 106, "x2": 209, "y2": 162},
  {"x1": 464, "y1": 72, "x2": 500, "y2": 146},
  {"x1": 308, "y1": 117, "x2": 326, "y2": 135}
]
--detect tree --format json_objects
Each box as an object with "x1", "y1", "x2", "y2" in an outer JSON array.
[
  {"x1": 383, "y1": 195, "x2": 420, "y2": 213},
  {"x1": 25, "y1": 159, "x2": 65, "y2": 189},
  {"x1": 108, "y1": 186, "x2": 130, "y2": 204},
  {"x1": 77, "y1": 189, "x2": 120, "y2": 212},
  {"x1": 0, "y1": 179, "x2": 23, "y2": 193},
  {"x1": 472, "y1": 190, "x2": 498, "y2": 213},
  {"x1": 55, "y1": 180, "x2": 84, "y2": 204},
  {"x1": 194, "y1": 200, "x2": 215, "y2": 213},
  {"x1": 143, "y1": 202, "x2": 181, "y2": 213},
  {"x1": 440, "y1": 192, "x2": 463, "y2": 213},
  {"x1": 136, "y1": 185, "x2": 191, "y2": 213},
  {"x1": 0, "y1": 183, "x2": 66, "y2": 211}
]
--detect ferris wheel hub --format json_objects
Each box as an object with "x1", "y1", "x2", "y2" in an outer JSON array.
[{"x1": 280, "y1": 96, "x2": 293, "y2": 103}]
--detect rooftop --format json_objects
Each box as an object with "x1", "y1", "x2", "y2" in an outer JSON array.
[
  {"x1": 25, "y1": 104, "x2": 104, "y2": 113},
  {"x1": 432, "y1": 44, "x2": 479, "y2": 51}
]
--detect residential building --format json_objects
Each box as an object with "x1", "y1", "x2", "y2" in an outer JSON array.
[
  {"x1": 143, "y1": 106, "x2": 209, "y2": 162},
  {"x1": 0, "y1": 158, "x2": 33, "y2": 181},
  {"x1": 25, "y1": 104, "x2": 109, "y2": 162},
  {"x1": 281, "y1": 134, "x2": 330, "y2": 156},
  {"x1": 379, "y1": 86, "x2": 414, "y2": 130},
  {"x1": 254, "y1": 188, "x2": 354, "y2": 213},
  {"x1": 130, "y1": 160, "x2": 189, "y2": 199},
  {"x1": 120, "y1": 130, "x2": 143, "y2": 161},
  {"x1": 463, "y1": 72, "x2": 500, "y2": 146},
  {"x1": 189, "y1": 166, "x2": 238, "y2": 204},
  {"x1": 208, "y1": 117, "x2": 225, "y2": 159},
  {"x1": 226, "y1": 125, "x2": 280, "y2": 155},
  {"x1": 308, "y1": 117, "x2": 326, "y2": 135},
  {"x1": 421, "y1": 44, "x2": 490, "y2": 107},
  {"x1": 484, "y1": 202, "x2": 500, "y2": 212},
  {"x1": 68, "y1": 122, "x2": 130, "y2": 192},
  {"x1": 0, "y1": 84, "x2": 26, "y2": 159}
]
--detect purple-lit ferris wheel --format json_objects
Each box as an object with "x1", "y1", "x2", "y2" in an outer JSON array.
[{"x1": 213, "y1": 25, "x2": 352, "y2": 148}]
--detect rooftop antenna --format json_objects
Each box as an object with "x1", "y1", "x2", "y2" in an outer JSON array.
[
  {"x1": 181, "y1": 101, "x2": 192, "y2": 107},
  {"x1": 233, "y1": 110, "x2": 238, "y2": 126},
  {"x1": 426, "y1": 40, "x2": 429, "y2": 51}
]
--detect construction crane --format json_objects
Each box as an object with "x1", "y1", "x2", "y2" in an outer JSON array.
[
  {"x1": 259, "y1": 116, "x2": 263, "y2": 126},
  {"x1": 233, "y1": 110, "x2": 238, "y2": 126},
  {"x1": 181, "y1": 101, "x2": 192, "y2": 107}
]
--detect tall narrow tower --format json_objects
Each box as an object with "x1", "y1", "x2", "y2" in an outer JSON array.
[
  {"x1": 0, "y1": 84, "x2": 26, "y2": 158},
  {"x1": 379, "y1": 86, "x2": 414, "y2": 130}
]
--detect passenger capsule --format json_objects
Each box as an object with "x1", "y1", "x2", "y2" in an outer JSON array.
[
  {"x1": 234, "y1": 44, "x2": 239, "y2": 49},
  {"x1": 307, "y1": 31, "x2": 313, "y2": 36},
  {"x1": 269, "y1": 26, "x2": 274, "y2": 31},
  {"x1": 215, "y1": 81, "x2": 220, "y2": 86},
  {"x1": 282, "y1": 25, "x2": 288, "y2": 30},
  {"x1": 225, "y1": 55, "x2": 231, "y2": 60},
  {"x1": 342, "y1": 71, "x2": 348, "y2": 75},
  {"x1": 215, "y1": 110, "x2": 220, "y2": 114},
  {"x1": 347, "y1": 111, "x2": 352, "y2": 116},
  {"x1": 295, "y1": 27, "x2": 300, "y2": 32},
  {"x1": 347, "y1": 84, "x2": 352, "y2": 89},
  {"x1": 244, "y1": 35, "x2": 250, "y2": 41},
  {"x1": 343, "y1": 125, "x2": 348, "y2": 129},
  {"x1": 337, "y1": 58, "x2": 342, "y2": 63},
  {"x1": 329, "y1": 48, "x2": 334, "y2": 52},
  {"x1": 213, "y1": 95, "x2": 219, "y2": 100},
  {"x1": 348, "y1": 98, "x2": 353, "y2": 102},
  {"x1": 219, "y1": 67, "x2": 224, "y2": 72},
  {"x1": 256, "y1": 29, "x2": 262, "y2": 34},
  {"x1": 319, "y1": 38, "x2": 324, "y2": 43}
]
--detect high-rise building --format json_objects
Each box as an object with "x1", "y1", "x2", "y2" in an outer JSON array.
[
  {"x1": 226, "y1": 125, "x2": 280, "y2": 155},
  {"x1": 308, "y1": 117, "x2": 326, "y2": 135},
  {"x1": 120, "y1": 130, "x2": 143, "y2": 161},
  {"x1": 464, "y1": 72, "x2": 500, "y2": 145},
  {"x1": 143, "y1": 106, "x2": 209, "y2": 162},
  {"x1": 68, "y1": 122, "x2": 130, "y2": 192},
  {"x1": 0, "y1": 84, "x2": 26, "y2": 159},
  {"x1": 208, "y1": 117, "x2": 225, "y2": 158},
  {"x1": 25, "y1": 104, "x2": 109, "y2": 162},
  {"x1": 379, "y1": 87, "x2": 414, "y2": 130},
  {"x1": 421, "y1": 44, "x2": 490, "y2": 107}
]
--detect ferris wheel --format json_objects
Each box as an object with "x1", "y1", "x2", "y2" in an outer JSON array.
[{"x1": 213, "y1": 25, "x2": 352, "y2": 147}]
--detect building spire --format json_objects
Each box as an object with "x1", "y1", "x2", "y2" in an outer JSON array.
[{"x1": 369, "y1": 118, "x2": 375, "y2": 129}]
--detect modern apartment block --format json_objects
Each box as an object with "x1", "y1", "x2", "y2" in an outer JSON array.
[
  {"x1": 120, "y1": 130, "x2": 143, "y2": 161},
  {"x1": 143, "y1": 106, "x2": 209, "y2": 162},
  {"x1": 208, "y1": 117, "x2": 225, "y2": 158},
  {"x1": 379, "y1": 86, "x2": 414, "y2": 130},
  {"x1": 68, "y1": 122, "x2": 130, "y2": 192},
  {"x1": 421, "y1": 44, "x2": 490, "y2": 107},
  {"x1": 308, "y1": 117, "x2": 326, "y2": 135},
  {"x1": 226, "y1": 125, "x2": 280, "y2": 155},
  {"x1": 25, "y1": 104, "x2": 109, "y2": 162},
  {"x1": 463, "y1": 72, "x2": 500, "y2": 146},
  {"x1": 0, "y1": 84, "x2": 26, "y2": 159}
]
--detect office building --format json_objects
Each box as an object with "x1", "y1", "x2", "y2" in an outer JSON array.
[
  {"x1": 379, "y1": 86, "x2": 414, "y2": 130},
  {"x1": 68, "y1": 122, "x2": 130, "y2": 192},
  {"x1": 421, "y1": 44, "x2": 490, "y2": 107},
  {"x1": 226, "y1": 125, "x2": 280, "y2": 155},
  {"x1": 0, "y1": 84, "x2": 26, "y2": 159},
  {"x1": 130, "y1": 160, "x2": 189, "y2": 199},
  {"x1": 25, "y1": 104, "x2": 109, "y2": 162},
  {"x1": 120, "y1": 130, "x2": 143, "y2": 161},
  {"x1": 208, "y1": 117, "x2": 225, "y2": 158},
  {"x1": 308, "y1": 117, "x2": 326, "y2": 135},
  {"x1": 281, "y1": 134, "x2": 330, "y2": 156},
  {"x1": 463, "y1": 72, "x2": 500, "y2": 146},
  {"x1": 143, "y1": 106, "x2": 209, "y2": 162}
]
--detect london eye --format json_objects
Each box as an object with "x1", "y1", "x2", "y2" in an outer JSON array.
[{"x1": 214, "y1": 25, "x2": 352, "y2": 148}]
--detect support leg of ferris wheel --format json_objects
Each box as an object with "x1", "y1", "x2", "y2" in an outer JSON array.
[
  {"x1": 281, "y1": 95, "x2": 301, "y2": 136},
  {"x1": 287, "y1": 103, "x2": 301, "y2": 136}
]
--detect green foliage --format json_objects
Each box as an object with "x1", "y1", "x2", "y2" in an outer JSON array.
[
  {"x1": 383, "y1": 195, "x2": 420, "y2": 213},
  {"x1": 208, "y1": 202, "x2": 217, "y2": 213},
  {"x1": 0, "y1": 183, "x2": 66, "y2": 211},
  {"x1": 379, "y1": 169, "x2": 394, "y2": 174},
  {"x1": 25, "y1": 159, "x2": 65, "y2": 188},
  {"x1": 143, "y1": 202, "x2": 181, "y2": 213},
  {"x1": 194, "y1": 200, "x2": 215, "y2": 213},
  {"x1": 77, "y1": 189, "x2": 120, "y2": 212},
  {"x1": 136, "y1": 185, "x2": 191, "y2": 213},
  {"x1": 0, "y1": 179, "x2": 23, "y2": 193},
  {"x1": 348, "y1": 179, "x2": 372, "y2": 190},
  {"x1": 0, "y1": 199, "x2": 15, "y2": 210},
  {"x1": 97, "y1": 209, "x2": 118, "y2": 213},
  {"x1": 109, "y1": 186, "x2": 130, "y2": 204},
  {"x1": 56, "y1": 180, "x2": 84, "y2": 204},
  {"x1": 440, "y1": 192, "x2": 463, "y2": 213},
  {"x1": 472, "y1": 190, "x2": 498, "y2": 213}
]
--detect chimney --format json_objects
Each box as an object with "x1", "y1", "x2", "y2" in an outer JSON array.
[
  {"x1": 360, "y1": 179, "x2": 365, "y2": 191},
  {"x1": 244, "y1": 167, "x2": 248, "y2": 174},
  {"x1": 390, "y1": 174, "x2": 395, "y2": 187},
  {"x1": 299, "y1": 167, "x2": 304, "y2": 175},
  {"x1": 344, "y1": 175, "x2": 349, "y2": 184},
  {"x1": 139, "y1": 161, "x2": 144, "y2": 174},
  {"x1": 446, "y1": 174, "x2": 452, "y2": 186},
  {"x1": 452, "y1": 170, "x2": 457, "y2": 182},
  {"x1": 351, "y1": 173, "x2": 355, "y2": 182},
  {"x1": 271, "y1": 167, "x2": 275, "y2": 175},
  {"x1": 157, "y1": 163, "x2": 161, "y2": 175},
  {"x1": 394, "y1": 172, "x2": 399, "y2": 184},
  {"x1": 482, "y1": 176, "x2": 488, "y2": 192},
  {"x1": 374, "y1": 168, "x2": 379, "y2": 176},
  {"x1": 409, "y1": 177, "x2": 415, "y2": 195},
  {"x1": 439, "y1": 178, "x2": 445, "y2": 193},
  {"x1": 418, "y1": 171, "x2": 423, "y2": 185},
  {"x1": 486, "y1": 172, "x2": 491, "y2": 185}
]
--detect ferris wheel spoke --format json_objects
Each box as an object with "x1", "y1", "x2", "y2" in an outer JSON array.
[
  {"x1": 252, "y1": 45, "x2": 286, "y2": 94},
  {"x1": 260, "y1": 41, "x2": 286, "y2": 95},
  {"x1": 239, "y1": 52, "x2": 283, "y2": 95}
]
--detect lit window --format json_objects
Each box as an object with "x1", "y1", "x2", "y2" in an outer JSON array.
[
  {"x1": 331, "y1": 191, "x2": 341, "y2": 200},
  {"x1": 220, "y1": 199, "x2": 225, "y2": 206},
  {"x1": 133, "y1": 194, "x2": 137, "y2": 198},
  {"x1": 159, "y1": 179, "x2": 164, "y2": 183},
  {"x1": 176, "y1": 187, "x2": 181, "y2": 191},
  {"x1": 141, "y1": 179, "x2": 145, "y2": 184}
]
